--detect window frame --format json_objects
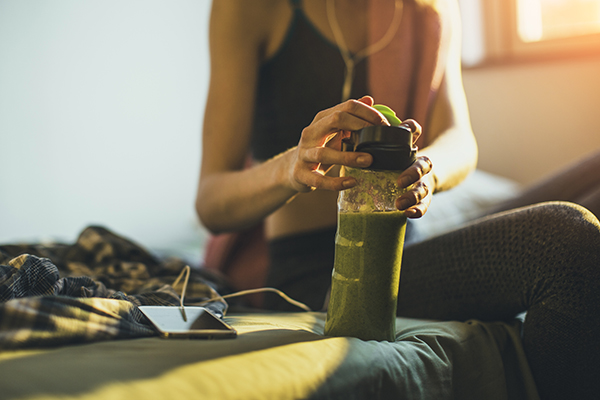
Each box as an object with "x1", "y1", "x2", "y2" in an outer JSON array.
[{"x1": 468, "y1": 0, "x2": 600, "y2": 66}]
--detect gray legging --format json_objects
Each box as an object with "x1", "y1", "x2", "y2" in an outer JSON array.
[
  {"x1": 266, "y1": 201, "x2": 600, "y2": 399},
  {"x1": 398, "y1": 202, "x2": 600, "y2": 400}
]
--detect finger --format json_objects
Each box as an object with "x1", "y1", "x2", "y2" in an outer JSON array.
[
  {"x1": 294, "y1": 168, "x2": 357, "y2": 192},
  {"x1": 400, "y1": 119, "x2": 423, "y2": 145},
  {"x1": 323, "y1": 129, "x2": 348, "y2": 151},
  {"x1": 303, "y1": 101, "x2": 388, "y2": 147},
  {"x1": 310, "y1": 99, "x2": 380, "y2": 126},
  {"x1": 357, "y1": 95, "x2": 374, "y2": 106},
  {"x1": 359, "y1": 96, "x2": 396, "y2": 127},
  {"x1": 404, "y1": 197, "x2": 431, "y2": 219},
  {"x1": 397, "y1": 156, "x2": 433, "y2": 188},
  {"x1": 313, "y1": 98, "x2": 382, "y2": 125},
  {"x1": 300, "y1": 146, "x2": 372, "y2": 169},
  {"x1": 396, "y1": 180, "x2": 430, "y2": 211}
]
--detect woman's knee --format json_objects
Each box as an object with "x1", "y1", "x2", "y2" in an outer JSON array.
[
  {"x1": 494, "y1": 201, "x2": 600, "y2": 274},
  {"x1": 517, "y1": 201, "x2": 599, "y2": 237},
  {"x1": 529, "y1": 201, "x2": 600, "y2": 280}
]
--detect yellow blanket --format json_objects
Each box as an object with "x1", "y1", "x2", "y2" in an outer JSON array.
[{"x1": 0, "y1": 312, "x2": 539, "y2": 400}]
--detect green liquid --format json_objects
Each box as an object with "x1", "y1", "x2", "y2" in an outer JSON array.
[{"x1": 324, "y1": 211, "x2": 406, "y2": 341}]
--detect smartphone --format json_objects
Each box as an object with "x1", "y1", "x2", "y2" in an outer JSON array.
[{"x1": 138, "y1": 306, "x2": 237, "y2": 339}]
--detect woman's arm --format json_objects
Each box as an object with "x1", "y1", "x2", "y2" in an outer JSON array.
[
  {"x1": 395, "y1": 0, "x2": 478, "y2": 217},
  {"x1": 196, "y1": 1, "x2": 385, "y2": 234},
  {"x1": 196, "y1": 1, "x2": 284, "y2": 234},
  {"x1": 420, "y1": 0, "x2": 478, "y2": 192}
]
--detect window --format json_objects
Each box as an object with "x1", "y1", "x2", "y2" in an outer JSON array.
[
  {"x1": 459, "y1": 0, "x2": 600, "y2": 66},
  {"x1": 517, "y1": 0, "x2": 600, "y2": 42}
]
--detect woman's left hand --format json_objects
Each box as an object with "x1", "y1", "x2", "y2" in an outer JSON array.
[
  {"x1": 394, "y1": 119, "x2": 435, "y2": 218},
  {"x1": 396, "y1": 156, "x2": 435, "y2": 218}
]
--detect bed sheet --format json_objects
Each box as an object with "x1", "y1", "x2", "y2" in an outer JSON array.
[{"x1": 0, "y1": 311, "x2": 539, "y2": 400}]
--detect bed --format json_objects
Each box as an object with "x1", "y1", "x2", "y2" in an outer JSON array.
[
  {"x1": 0, "y1": 311, "x2": 538, "y2": 400},
  {"x1": 1, "y1": 171, "x2": 537, "y2": 399}
]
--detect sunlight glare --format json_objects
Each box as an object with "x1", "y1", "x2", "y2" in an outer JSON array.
[
  {"x1": 518, "y1": 0, "x2": 544, "y2": 42},
  {"x1": 518, "y1": 0, "x2": 600, "y2": 42}
]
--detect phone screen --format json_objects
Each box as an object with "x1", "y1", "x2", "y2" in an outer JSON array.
[{"x1": 139, "y1": 306, "x2": 237, "y2": 339}]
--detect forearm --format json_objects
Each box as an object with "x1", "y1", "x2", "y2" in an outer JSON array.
[
  {"x1": 419, "y1": 124, "x2": 478, "y2": 194},
  {"x1": 418, "y1": 0, "x2": 477, "y2": 194},
  {"x1": 196, "y1": 148, "x2": 298, "y2": 234}
]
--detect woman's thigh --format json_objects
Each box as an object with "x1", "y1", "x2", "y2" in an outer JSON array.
[
  {"x1": 491, "y1": 149, "x2": 600, "y2": 217},
  {"x1": 398, "y1": 201, "x2": 600, "y2": 321}
]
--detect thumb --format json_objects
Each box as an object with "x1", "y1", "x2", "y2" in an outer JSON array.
[{"x1": 357, "y1": 95, "x2": 374, "y2": 106}]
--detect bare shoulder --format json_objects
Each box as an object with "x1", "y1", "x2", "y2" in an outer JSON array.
[
  {"x1": 410, "y1": 0, "x2": 458, "y2": 33},
  {"x1": 211, "y1": 0, "x2": 281, "y2": 26},
  {"x1": 411, "y1": 0, "x2": 456, "y2": 17},
  {"x1": 412, "y1": 0, "x2": 454, "y2": 10},
  {"x1": 210, "y1": 0, "x2": 289, "y2": 58}
]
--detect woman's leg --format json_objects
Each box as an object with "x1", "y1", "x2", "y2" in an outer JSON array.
[
  {"x1": 398, "y1": 202, "x2": 600, "y2": 399},
  {"x1": 492, "y1": 149, "x2": 600, "y2": 218}
]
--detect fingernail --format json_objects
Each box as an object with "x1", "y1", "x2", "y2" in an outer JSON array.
[
  {"x1": 342, "y1": 178, "x2": 356, "y2": 188},
  {"x1": 357, "y1": 155, "x2": 371, "y2": 166},
  {"x1": 404, "y1": 208, "x2": 418, "y2": 218},
  {"x1": 398, "y1": 198, "x2": 411, "y2": 210}
]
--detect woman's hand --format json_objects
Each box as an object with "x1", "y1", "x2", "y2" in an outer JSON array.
[
  {"x1": 287, "y1": 95, "x2": 388, "y2": 193},
  {"x1": 396, "y1": 154, "x2": 435, "y2": 218},
  {"x1": 286, "y1": 96, "x2": 436, "y2": 218},
  {"x1": 395, "y1": 119, "x2": 435, "y2": 218}
]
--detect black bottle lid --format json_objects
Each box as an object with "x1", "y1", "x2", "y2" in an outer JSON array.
[{"x1": 342, "y1": 125, "x2": 417, "y2": 171}]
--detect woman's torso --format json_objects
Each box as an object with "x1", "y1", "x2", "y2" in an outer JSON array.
[{"x1": 253, "y1": 0, "x2": 372, "y2": 240}]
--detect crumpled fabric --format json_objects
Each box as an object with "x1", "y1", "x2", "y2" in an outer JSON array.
[{"x1": 0, "y1": 226, "x2": 229, "y2": 349}]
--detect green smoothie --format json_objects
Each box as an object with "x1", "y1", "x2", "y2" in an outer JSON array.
[{"x1": 324, "y1": 210, "x2": 407, "y2": 341}]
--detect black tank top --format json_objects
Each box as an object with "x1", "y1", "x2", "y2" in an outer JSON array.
[{"x1": 250, "y1": 0, "x2": 368, "y2": 161}]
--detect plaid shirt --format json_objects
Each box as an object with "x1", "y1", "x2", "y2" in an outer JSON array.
[{"x1": 0, "y1": 226, "x2": 228, "y2": 349}]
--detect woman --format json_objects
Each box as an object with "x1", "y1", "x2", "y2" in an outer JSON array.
[
  {"x1": 198, "y1": 0, "x2": 475, "y2": 306},
  {"x1": 196, "y1": 1, "x2": 599, "y2": 398}
]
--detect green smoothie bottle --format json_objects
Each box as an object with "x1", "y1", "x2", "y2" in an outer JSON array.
[{"x1": 324, "y1": 125, "x2": 417, "y2": 341}]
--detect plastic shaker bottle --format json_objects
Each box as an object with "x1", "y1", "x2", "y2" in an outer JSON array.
[{"x1": 324, "y1": 124, "x2": 417, "y2": 341}]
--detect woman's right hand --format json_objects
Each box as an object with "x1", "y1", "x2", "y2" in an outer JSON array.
[{"x1": 287, "y1": 95, "x2": 389, "y2": 193}]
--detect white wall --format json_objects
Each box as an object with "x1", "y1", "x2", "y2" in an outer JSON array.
[
  {"x1": 0, "y1": 0, "x2": 212, "y2": 262},
  {"x1": 2, "y1": 0, "x2": 599, "y2": 262},
  {"x1": 463, "y1": 55, "x2": 600, "y2": 186}
]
